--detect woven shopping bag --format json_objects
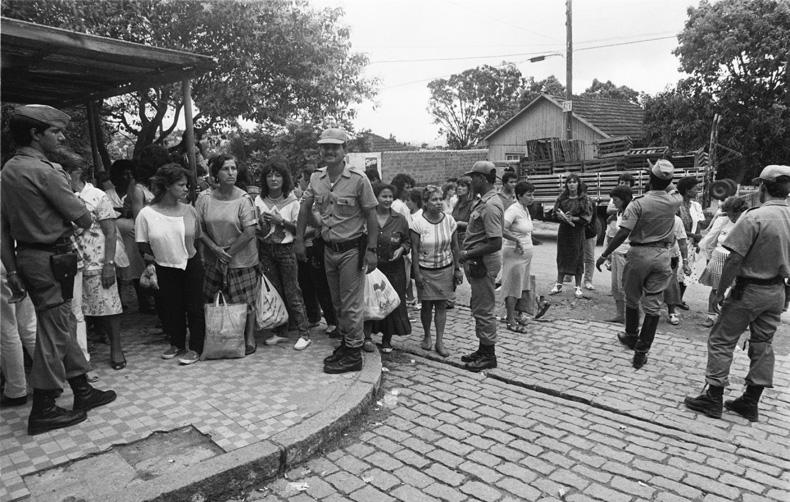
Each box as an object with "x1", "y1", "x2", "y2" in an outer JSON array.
[{"x1": 202, "y1": 291, "x2": 247, "y2": 360}]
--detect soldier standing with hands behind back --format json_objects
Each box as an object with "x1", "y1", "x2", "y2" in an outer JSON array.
[
  {"x1": 1, "y1": 105, "x2": 116, "y2": 435},
  {"x1": 684, "y1": 165, "x2": 790, "y2": 422},
  {"x1": 295, "y1": 128, "x2": 378, "y2": 374}
]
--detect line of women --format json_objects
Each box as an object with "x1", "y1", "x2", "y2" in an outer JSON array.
[{"x1": 134, "y1": 155, "x2": 317, "y2": 365}]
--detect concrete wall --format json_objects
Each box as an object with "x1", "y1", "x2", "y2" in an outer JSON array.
[
  {"x1": 380, "y1": 149, "x2": 489, "y2": 185},
  {"x1": 486, "y1": 98, "x2": 604, "y2": 161}
]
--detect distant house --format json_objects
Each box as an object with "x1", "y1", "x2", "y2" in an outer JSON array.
[
  {"x1": 356, "y1": 132, "x2": 417, "y2": 152},
  {"x1": 484, "y1": 94, "x2": 645, "y2": 161}
]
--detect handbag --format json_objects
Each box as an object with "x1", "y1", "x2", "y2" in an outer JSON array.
[
  {"x1": 202, "y1": 291, "x2": 247, "y2": 360},
  {"x1": 363, "y1": 268, "x2": 401, "y2": 321},
  {"x1": 255, "y1": 273, "x2": 288, "y2": 330}
]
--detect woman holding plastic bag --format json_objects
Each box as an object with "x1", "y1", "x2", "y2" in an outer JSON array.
[
  {"x1": 410, "y1": 185, "x2": 462, "y2": 357},
  {"x1": 196, "y1": 154, "x2": 259, "y2": 357},
  {"x1": 255, "y1": 158, "x2": 311, "y2": 351},
  {"x1": 363, "y1": 183, "x2": 412, "y2": 353}
]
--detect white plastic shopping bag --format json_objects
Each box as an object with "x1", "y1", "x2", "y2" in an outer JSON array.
[
  {"x1": 255, "y1": 273, "x2": 288, "y2": 330},
  {"x1": 363, "y1": 268, "x2": 400, "y2": 321}
]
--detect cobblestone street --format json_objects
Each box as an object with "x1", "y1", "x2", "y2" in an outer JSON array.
[{"x1": 234, "y1": 306, "x2": 789, "y2": 502}]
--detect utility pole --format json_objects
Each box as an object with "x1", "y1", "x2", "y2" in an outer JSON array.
[{"x1": 565, "y1": 0, "x2": 573, "y2": 140}]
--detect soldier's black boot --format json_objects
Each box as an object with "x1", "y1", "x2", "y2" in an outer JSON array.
[
  {"x1": 68, "y1": 374, "x2": 117, "y2": 412},
  {"x1": 725, "y1": 385, "x2": 763, "y2": 422},
  {"x1": 684, "y1": 385, "x2": 723, "y2": 419},
  {"x1": 28, "y1": 389, "x2": 87, "y2": 435},
  {"x1": 324, "y1": 346, "x2": 362, "y2": 374},
  {"x1": 618, "y1": 307, "x2": 640, "y2": 349},
  {"x1": 465, "y1": 344, "x2": 497, "y2": 372},
  {"x1": 461, "y1": 342, "x2": 484, "y2": 363},
  {"x1": 323, "y1": 340, "x2": 346, "y2": 364},
  {"x1": 632, "y1": 314, "x2": 659, "y2": 368}
]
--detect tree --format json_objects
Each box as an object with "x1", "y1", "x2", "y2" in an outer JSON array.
[
  {"x1": 581, "y1": 79, "x2": 640, "y2": 104},
  {"x1": 517, "y1": 75, "x2": 566, "y2": 109},
  {"x1": 427, "y1": 63, "x2": 525, "y2": 149},
  {"x1": 2, "y1": 0, "x2": 377, "y2": 159},
  {"x1": 643, "y1": 79, "x2": 715, "y2": 152},
  {"x1": 672, "y1": 0, "x2": 790, "y2": 177}
]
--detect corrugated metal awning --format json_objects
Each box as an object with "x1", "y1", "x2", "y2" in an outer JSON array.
[{"x1": 1, "y1": 17, "x2": 216, "y2": 105}]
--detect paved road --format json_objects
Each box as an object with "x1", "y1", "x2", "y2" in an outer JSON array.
[{"x1": 226, "y1": 307, "x2": 789, "y2": 502}]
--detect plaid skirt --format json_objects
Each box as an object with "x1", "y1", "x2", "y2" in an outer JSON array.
[{"x1": 203, "y1": 260, "x2": 259, "y2": 307}]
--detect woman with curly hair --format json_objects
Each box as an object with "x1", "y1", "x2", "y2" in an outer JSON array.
[
  {"x1": 550, "y1": 174, "x2": 593, "y2": 299},
  {"x1": 135, "y1": 164, "x2": 204, "y2": 365},
  {"x1": 255, "y1": 157, "x2": 311, "y2": 350},
  {"x1": 197, "y1": 154, "x2": 259, "y2": 355}
]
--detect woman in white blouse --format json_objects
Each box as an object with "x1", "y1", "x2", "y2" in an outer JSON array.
[{"x1": 136, "y1": 164, "x2": 204, "y2": 365}]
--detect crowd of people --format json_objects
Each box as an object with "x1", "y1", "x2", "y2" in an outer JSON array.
[{"x1": 1, "y1": 104, "x2": 788, "y2": 437}]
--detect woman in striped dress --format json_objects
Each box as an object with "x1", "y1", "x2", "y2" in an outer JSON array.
[{"x1": 410, "y1": 185, "x2": 462, "y2": 357}]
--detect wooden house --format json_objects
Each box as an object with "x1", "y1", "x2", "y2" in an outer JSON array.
[{"x1": 484, "y1": 94, "x2": 645, "y2": 161}]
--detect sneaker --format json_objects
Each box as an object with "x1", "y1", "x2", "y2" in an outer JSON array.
[
  {"x1": 294, "y1": 337, "x2": 312, "y2": 351},
  {"x1": 668, "y1": 313, "x2": 680, "y2": 325},
  {"x1": 381, "y1": 343, "x2": 393, "y2": 354},
  {"x1": 549, "y1": 283, "x2": 562, "y2": 295},
  {"x1": 584, "y1": 281, "x2": 595, "y2": 290},
  {"x1": 178, "y1": 350, "x2": 199, "y2": 365},
  {"x1": 574, "y1": 287, "x2": 584, "y2": 299},
  {"x1": 325, "y1": 324, "x2": 337, "y2": 334},
  {"x1": 161, "y1": 346, "x2": 185, "y2": 360},
  {"x1": 265, "y1": 335, "x2": 287, "y2": 345}
]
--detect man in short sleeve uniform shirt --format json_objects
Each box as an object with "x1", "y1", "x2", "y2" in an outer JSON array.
[
  {"x1": 596, "y1": 159, "x2": 681, "y2": 369},
  {"x1": 459, "y1": 161, "x2": 504, "y2": 372},
  {"x1": 1, "y1": 105, "x2": 116, "y2": 435},
  {"x1": 296, "y1": 128, "x2": 378, "y2": 374},
  {"x1": 684, "y1": 165, "x2": 790, "y2": 422}
]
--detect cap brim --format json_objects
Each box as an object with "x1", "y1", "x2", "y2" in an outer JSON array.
[{"x1": 317, "y1": 138, "x2": 344, "y2": 144}]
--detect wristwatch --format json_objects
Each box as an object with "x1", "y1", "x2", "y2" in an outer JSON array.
[
  {"x1": 105, "y1": 260, "x2": 116, "y2": 266},
  {"x1": 366, "y1": 247, "x2": 377, "y2": 253}
]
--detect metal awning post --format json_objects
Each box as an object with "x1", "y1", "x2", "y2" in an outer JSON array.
[
  {"x1": 181, "y1": 78, "x2": 198, "y2": 203},
  {"x1": 86, "y1": 100, "x2": 102, "y2": 175}
]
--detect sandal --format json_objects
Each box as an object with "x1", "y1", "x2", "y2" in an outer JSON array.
[
  {"x1": 506, "y1": 323, "x2": 528, "y2": 334},
  {"x1": 534, "y1": 296, "x2": 551, "y2": 320},
  {"x1": 110, "y1": 355, "x2": 126, "y2": 370}
]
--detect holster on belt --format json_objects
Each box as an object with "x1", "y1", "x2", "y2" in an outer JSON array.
[
  {"x1": 50, "y1": 252, "x2": 79, "y2": 301},
  {"x1": 730, "y1": 279, "x2": 746, "y2": 301}
]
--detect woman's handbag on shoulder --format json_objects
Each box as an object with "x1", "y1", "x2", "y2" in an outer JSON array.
[
  {"x1": 202, "y1": 292, "x2": 247, "y2": 360},
  {"x1": 255, "y1": 273, "x2": 288, "y2": 330},
  {"x1": 363, "y1": 268, "x2": 401, "y2": 321}
]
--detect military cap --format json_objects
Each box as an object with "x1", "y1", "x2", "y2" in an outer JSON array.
[
  {"x1": 317, "y1": 128, "x2": 349, "y2": 144},
  {"x1": 753, "y1": 164, "x2": 790, "y2": 183},
  {"x1": 14, "y1": 104, "x2": 71, "y2": 129}
]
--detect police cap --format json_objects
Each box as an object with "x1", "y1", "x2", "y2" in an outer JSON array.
[{"x1": 13, "y1": 105, "x2": 71, "y2": 129}]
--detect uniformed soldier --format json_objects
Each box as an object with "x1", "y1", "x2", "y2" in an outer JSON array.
[
  {"x1": 295, "y1": 128, "x2": 379, "y2": 374},
  {"x1": 1, "y1": 105, "x2": 116, "y2": 435},
  {"x1": 458, "y1": 161, "x2": 504, "y2": 372},
  {"x1": 684, "y1": 164, "x2": 790, "y2": 422},
  {"x1": 596, "y1": 159, "x2": 681, "y2": 369}
]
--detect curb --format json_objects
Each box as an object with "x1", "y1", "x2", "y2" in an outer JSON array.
[{"x1": 99, "y1": 351, "x2": 382, "y2": 502}]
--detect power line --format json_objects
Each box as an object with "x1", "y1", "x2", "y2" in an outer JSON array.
[{"x1": 370, "y1": 35, "x2": 677, "y2": 64}]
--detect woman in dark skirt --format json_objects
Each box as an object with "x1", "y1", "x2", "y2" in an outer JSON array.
[
  {"x1": 549, "y1": 174, "x2": 593, "y2": 299},
  {"x1": 365, "y1": 183, "x2": 412, "y2": 353}
]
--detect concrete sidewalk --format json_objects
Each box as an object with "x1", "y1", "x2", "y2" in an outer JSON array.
[
  {"x1": 395, "y1": 305, "x2": 790, "y2": 460},
  {"x1": 0, "y1": 313, "x2": 381, "y2": 501}
]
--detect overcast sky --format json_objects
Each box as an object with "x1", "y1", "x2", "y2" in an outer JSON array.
[{"x1": 310, "y1": 0, "x2": 699, "y2": 146}]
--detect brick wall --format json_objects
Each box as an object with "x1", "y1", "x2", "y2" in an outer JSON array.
[{"x1": 381, "y1": 149, "x2": 489, "y2": 185}]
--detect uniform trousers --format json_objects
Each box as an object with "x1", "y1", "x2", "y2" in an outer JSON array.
[
  {"x1": 324, "y1": 246, "x2": 365, "y2": 349},
  {"x1": 0, "y1": 272, "x2": 37, "y2": 398},
  {"x1": 16, "y1": 248, "x2": 91, "y2": 390},
  {"x1": 465, "y1": 252, "x2": 501, "y2": 346},
  {"x1": 623, "y1": 246, "x2": 672, "y2": 316},
  {"x1": 706, "y1": 282, "x2": 785, "y2": 388}
]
